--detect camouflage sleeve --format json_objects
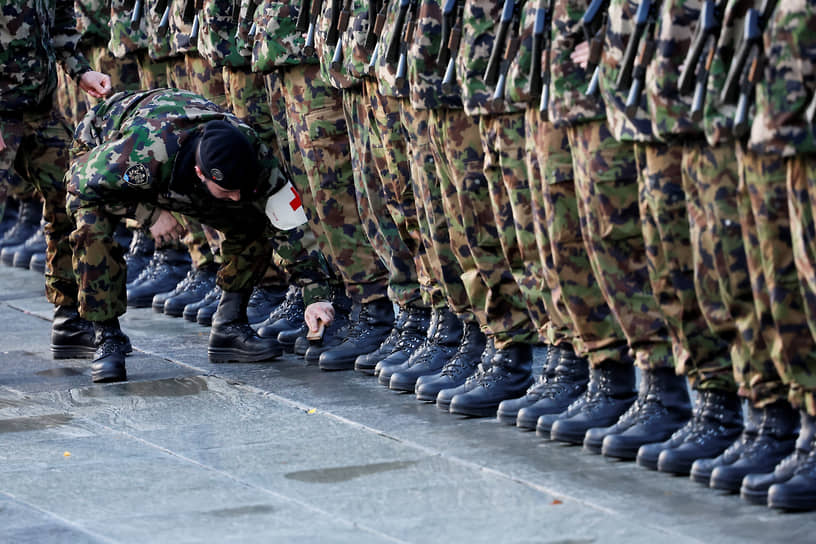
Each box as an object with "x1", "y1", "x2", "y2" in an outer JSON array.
[
  {"x1": 549, "y1": 0, "x2": 607, "y2": 127},
  {"x1": 54, "y1": 0, "x2": 92, "y2": 79},
  {"x1": 373, "y1": 0, "x2": 410, "y2": 97},
  {"x1": 251, "y1": 0, "x2": 315, "y2": 72},
  {"x1": 504, "y1": 0, "x2": 538, "y2": 108},
  {"x1": 169, "y1": 0, "x2": 197, "y2": 55},
  {"x1": 748, "y1": 0, "x2": 816, "y2": 156},
  {"x1": 455, "y1": 0, "x2": 505, "y2": 115},
  {"x1": 315, "y1": 0, "x2": 360, "y2": 88},
  {"x1": 109, "y1": 0, "x2": 149, "y2": 58},
  {"x1": 74, "y1": 0, "x2": 111, "y2": 48},
  {"x1": 198, "y1": 0, "x2": 249, "y2": 69},
  {"x1": 343, "y1": 0, "x2": 371, "y2": 80}
]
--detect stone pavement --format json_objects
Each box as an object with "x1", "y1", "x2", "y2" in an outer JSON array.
[{"x1": 0, "y1": 267, "x2": 814, "y2": 543}]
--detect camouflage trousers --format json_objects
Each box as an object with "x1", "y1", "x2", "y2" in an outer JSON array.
[
  {"x1": 401, "y1": 105, "x2": 467, "y2": 312},
  {"x1": 567, "y1": 121, "x2": 673, "y2": 370},
  {"x1": 136, "y1": 51, "x2": 169, "y2": 90},
  {"x1": 532, "y1": 115, "x2": 631, "y2": 368},
  {"x1": 785, "y1": 154, "x2": 816, "y2": 415},
  {"x1": 636, "y1": 142, "x2": 733, "y2": 389},
  {"x1": 737, "y1": 147, "x2": 814, "y2": 407},
  {"x1": 281, "y1": 64, "x2": 389, "y2": 304},
  {"x1": 361, "y1": 80, "x2": 427, "y2": 308},
  {"x1": 0, "y1": 106, "x2": 76, "y2": 306},
  {"x1": 478, "y1": 113, "x2": 543, "y2": 347},
  {"x1": 681, "y1": 143, "x2": 747, "y2": 393},
  {"x1": 185, "y1": 54, "x2": 227, "y2": 110},
  {"x1": 55, "y1": 63, "x2": 86, "y2": 128}
]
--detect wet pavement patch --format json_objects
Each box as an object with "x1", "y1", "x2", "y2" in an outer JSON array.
[
  {"x1": 80, "y1": 376, "x2": 209, "y2": 398},
  {"x1": 284, "y1": 460, "x2": 418, "y2": 484},
  {"x1": 205, "y1": 505, "x2": 277, "y2": 518},
  {"x1": 0, "y1": 414, "x2": 73, "y2": 433},
  {"x1": 36, "y1": 368, "x2": 84, "y2": 378}
]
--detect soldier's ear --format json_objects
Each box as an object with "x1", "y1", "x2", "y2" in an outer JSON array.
[{"x1": 194, "y1": 165, "x2": 207, "y2": 182}]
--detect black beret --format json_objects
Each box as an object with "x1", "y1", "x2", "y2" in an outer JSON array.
[{"x1": 195, "y1": 120, "x2": 259, "y2": 191}]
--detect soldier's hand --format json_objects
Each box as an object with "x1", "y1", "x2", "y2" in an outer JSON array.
[
  {"x1": 304, "y1": 301, "x2": 335, "y2": 334},
  {"x1": 149, "y1": 210, "x2": 186, "y2": 246},
  {"x1": 0, "y1": 130, "x2": 5, "y2": 152},
  {"x1": 78, "y1": 70, "x2": 112, "y2": 99},
  {"x1": 571, "y1": 41, "x2": 590, "y2": 69}
]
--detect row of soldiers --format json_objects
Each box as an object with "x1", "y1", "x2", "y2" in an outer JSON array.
[{"x1": 2, "y1": 0, "x2": 816, "y2": 513}]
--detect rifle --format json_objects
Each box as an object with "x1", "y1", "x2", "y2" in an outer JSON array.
[
  {"x1": 720, "y1": 0, "x2": 777, "y2": 137},
  {"x1": 581, "y1": 0, "x2": 609, "y2": 97},
  {"x1": 677, "y1": 0, "x2": 723, "y2": 122},
  {"x1": 531, "y1": 0, "x2": 554, "y2": 116},
  {"x1": 303, "y1": 0, "x2": 326, "y2": 56},
  {"x1": 156, "y1": 0, "x2": 171, "y2": 37},
  {"x1": 806, "y1": 91, "x2": 816, "y2": 126},
  {"x1": 330, "y1": 0, "x2": 354, "y2": 70},
  {"x1": 395, "y1": 0, "x2": 419, "y2": 87},
  {"x1": 485, "y1": 0, "x2": 518, "y2": 87},
  {"x1": 365, "y1": 0, "x2": 388, "y2": 51},
  {"x1": 326, "y1": 0, "x2": 342, "y2": 46},
  {"x1": 616, "y1": 0, "x2": 659, "y2": 92},
  {"x1": 622, "y1": 0, "x2": 661, "y2": 117},
  {"x1": 436, "y1": 0, "x2": 458, "y2": 72},
  {"x1": 441, "y1": 0, "x2": 465, "y2": 93},
  {"x1": 297, "y1": 0, "x2": 312, "y2": 32},
  {"x1": 130, "y1": 0, "x2": 144, "y2": 30},
  {"x1": 367, "y1": 41, "x2": 380, "y2": 76},
  {"x1": 189, "y1": 0, "x2": 204, "y2": 46},
  {"x1": 235, "y1": 0, "x2": 258, "y2": 41},
  {"x1": 386, "y1": 0, "x2": 411, "y2": 65},
  {"x1": 490, "y1": 0, "x2": 525, "y2": 107}
]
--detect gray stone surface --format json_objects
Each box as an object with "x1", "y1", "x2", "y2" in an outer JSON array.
[{"x1": 0, "y1": 266, "x2": 814, "y2": 543}]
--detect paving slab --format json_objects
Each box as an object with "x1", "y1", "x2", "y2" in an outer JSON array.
[{"x1": 0, "y1": 266, "x2": 814, "y2": 543}]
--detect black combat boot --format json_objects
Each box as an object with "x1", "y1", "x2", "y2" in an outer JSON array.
[
  {"x1": 318, "y1": 298, "x2": 395, "y2": 371},
  {"x1": 709, "y1": 400, "x2": 798, "y2": 492},
  {"x1": 742, "y1": 410, "x2": 816, "y2": 506},
  {"x1": 375, "y1": 305, "x2": 432, "y2": 385},
  {"x1": 0, "y1": 197, "x2": 41, "y2": 251},
  {"x1": 496, "y1": 344, "x2": 557, "y2": 425},
  {"x1": 208, "y1": 290, "x2": 283, "y2": 363},
  {"x1": 247, "y1": 285, "x2": 288, "y2": 325},
  {"x1": 256, "y1": 286, "x2": 304, "y2": 338},
  {"x1": 127, "y1": 248, "x2": 191, "y2": 307},
  {"x1": 515, "y1": 346, "x2": 589, "y2": 430},
  {"x1": 589, "y1": 367, "x2": 692, "y2": 459},
  {"x1": 91, "y1": 319, "x2": 129, "y2": 383},
  {"x1": 767, "y1": 412, "x2": 816, "y2": 511},
  {"x1": 545, "y1": 362, "x2": 636, "y2": 443},
  {"x1": 303, "y1": 292, "x2": 353, "y2": 363},
  {"x1": 354, "y1": 308, "x2": 408, "y2": 374},
  {"x1": 650, "y1": 389, "x2": 743, "y2": 474},
  {"x1": 389, "y1": 307, "x2": 464, "y2": 392},
  {"x1": 183, "y1": 285, "x2": 221, "y2": 322},
  {"x1": 0, "y1": 200, "x2": 18, "y2": 238},
  {"x1": 689, "y1": 403, "x2": 761, "y2": 485},
  {"x1": 50, "y1": 305, "x2": 97, "y2": 359},
  {"x1": 443, "y1": 342, "x2": 534, "y2": 418},
  {"x1": 416, "y1": 320, "x2": 487, "y2": 403},
  {"x1": 124, "y1": 228, "x2": 155, "y2": 284},
  {"x1": 160, "y1": 265, "x2": 218, "y2": 317},
  {"x1": 9, "y1": 225, "x2": 46, "y2": 268},
  {"x1": 28, "y1": 251, "x2": 46, "y2": 273}
]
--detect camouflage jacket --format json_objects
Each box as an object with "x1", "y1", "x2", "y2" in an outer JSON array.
[
  {"x1": 599, "y1": 0, "x2": 655, "y2": 142},
  {"x1": 109, "y1": 0, "x2": 149, "y2": 57},
  {"x1": 646, "y1": 0, "x2": 704, "y2": 139},
  {"x1": 455, "y1": 0, "x2": 517, "y2": 115},
  {"x1": 143, "y1": 0, "x2": 174, "y2": 60},
  {"x1": 372, "y1": 0, "x2": 410, "y2": 97},
  {"x1": 75, "y1": 0, "x2": 110, "y2": 49},
  {"x1": 701, "y1": 0, "x2": 750, "y2": 146},
  {"x1": 169, "y1": 0, "x2": 197, "y2": 55},
  {"x1": 314, "y1": 0, "x2": 360, "y2": 89},
  {"x1": 343, "y1": 0, "x2": 373, "y2": 81},
  {"x1": 407, "y1": 0, "x2": 462, "y2": 110},
  {"x1": 501, "y1": 0, "x2": 538, "y2": 108},
  {"x1": 251, "y1": 0, "x2": 316, "y2": 72},
  {"x1": 748, "y1": 1, "x2": 816, "y2": 156},
  {"x1": 549, "y1": 0, "x2": 606, "y2": 127},
  {"x1": 0, "y1": 0, "x2": 91, "y2": 112},
  {"x1": 68, "y1": 89, "x2": 330, "y2": 302},
  {"x1": 198, "y1": 0, "x2": 249, "y2": 68}
]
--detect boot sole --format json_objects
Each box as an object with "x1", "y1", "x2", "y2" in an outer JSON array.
[
  {"x1": 740, "y1": 487, "x2": 769, "y2": 506},
  {"x1": 449, "y1": 402, "x2": 498, "y2": 418},
  {"x1": 92, "y1": 367, "x2": 127, "y2": 383},
  {"x1": 689, "y1": 470, "x2": 713, "y2": 485},
  {"x1": 550, "y1": 428, "x2": 588, "y2": 445},
  {"x1": 353, "y1": 362, "x2": 377, "y2": 374},
  {"x1": 768, "y1": 496, "x2": 816, "y2": 511},
  {"x1": 164, "y1": 306, "x2": 186, "y2": 318},
  {"x1": 496, "y1": 410, "x2": 520, "y2": 426},
  {"x1": 318, "y1": 360, "x2": 355, "y2": 371},
  {"x1": 709, "y1": 475, "x2": 742, "y2": 492},
  {"x1": 656, "y1": 459, "x2": 693, "y2": 475},
  {"x1": 208, "y1": 347, "x2": 282, "y2": 364},
  {"x1": 636, "y1": 455, "x2": 660, "y2": 471},
  {"x1": 51, "y1": 344, "x2": 96, "y2": 360},
  {"x1": 389, "y1": 376, "x2": 419, "y2": 393}
]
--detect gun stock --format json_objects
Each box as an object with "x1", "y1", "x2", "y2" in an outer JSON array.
[
  {"x1": 130, "y1": 0, "x2": 144, "y2": 30},
  {"x1": 485, "y1": 0, "x2": 515, "y2": 86},
  {"x1": 616, "y1": 0, "x2": 653, "y2": 91},
  {"x1": 386, "y1": 0, "x2": 410, "y2": 65},
  {"x1": 436, "y1": 0, "x2": 458, "y2": 71}
]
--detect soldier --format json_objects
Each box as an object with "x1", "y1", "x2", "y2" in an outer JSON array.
[
  {"x1": 739, "y1": 0, "x2": 816, "y2": 511},
  {"x1": 0, "y1": 0, "x2": 112, "y2": 360},
  {"x1": 65, "y1": 89, "x2": 333, "y2": 383}
]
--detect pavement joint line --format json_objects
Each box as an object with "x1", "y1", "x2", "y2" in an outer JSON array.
[{"x1": 0, "y1": 489, "x2": 121, "y2": 544}]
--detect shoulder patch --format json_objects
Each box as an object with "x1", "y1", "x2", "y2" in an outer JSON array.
[{"x1": 123, "y1": 164, "x2": 150, "y2": 186}]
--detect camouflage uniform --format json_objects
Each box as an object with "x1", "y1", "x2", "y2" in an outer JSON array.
[
  {"x1": 541, "y1": 0, "x2": 633, "y2": 369},
  {"x1": 450, "y1": 0, "x2": 539, "y2": 349},
  {"x1": 0, "y1": 0, "x2": 93, "y2": 305},
  {"x1": 66, "y1": 89, "x2": 331, "y2": 321},
  {"x1": 748, "y1": 0, "x2": 816, "y2": 415},
  {"x1": 138, "y1": 0, "x2": 173, "y2": 88}
]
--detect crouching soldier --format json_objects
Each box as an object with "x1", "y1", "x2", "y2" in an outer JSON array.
[{"x1": 66, "y1": 88, "x2": 333, "y2": 383}]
